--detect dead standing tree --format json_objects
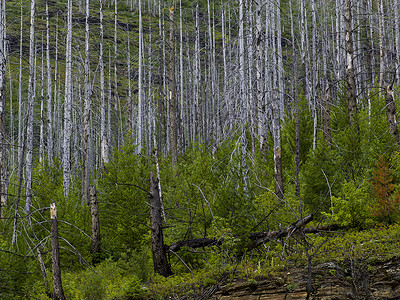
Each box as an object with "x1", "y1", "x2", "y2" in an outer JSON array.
[
  {"x1": 149, "y1": 172, "x2": 172, "y2": 277},
  {"x1": 50, "y1": 202, "x2": 66, "y2": 300}
]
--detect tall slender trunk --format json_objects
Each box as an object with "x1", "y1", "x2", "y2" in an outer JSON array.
[
  {"x1": 82, "y1": 0, "x2": 91, "y2": 205},
  {"x1": 378, "y1": 0, "x2": 385, "y2": 96},
  {"x1": 46, "y1": 0, "x2": 53, "y2": 162},
  {"x1": 272, "y1": 0, "x2": 284, "y2": 202},
  {"x1": 137, "y1": 0, "x2": 142, "y2": 153},
  {"x1": 26, "y1": 0, "x2": 36, "y2": 219},
  {"x1": 63, "y1": 0, "x2": 73, "y2": 195},
  {"x1": 345, "y1": 0, "x2": 358, "y2": 128},
  {"x1": 169, "y1": 6, "x2": 177, "y2": 166},
  {"x1": 0, "y1": 0, "x2": 6, "y2": 213},
  {"x1": 99, "y1": 0, "x2": 108, "y2": 166}
]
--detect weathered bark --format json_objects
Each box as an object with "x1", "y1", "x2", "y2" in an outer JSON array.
[
  {"x1": 169, "y1": 6, "x2": 178, "y2": 167},
  {"x1": 99, "y1": 0, "x2": 108, "y2": 167},
  {"x1": 50, "y1": 202, "x2": 66, "y2": 300},
  {"x1": 0, "y1": 0, "x2": 6, "y2": 213},
  {"x1": 37, "y1": 246, "x2": 51, "y2": 297},
  {"x1": 385, "y1": 85, "x2": 399, "y2": 143},
  {"x1": 378, "y1": 0, "x2": 385, "y2": 96},
  {"x1": 82, "y1": 0, "x2": 91, "y2": 205},
  {"x1": 26, "y1": 0, "x2": 36, "y2": 220},
  {"x1": 90, "y1": 186, "x2": 101, "y2": 255},
  {"x1": 322, "y1": 84, "x2": 332, "y2": 144},
  {"x1": 45, "y1": 0, "x2": 53, "y2": 162},
  {"x1": 63, "y1": 0, "x2": 73, "y2": 195},
  {"x1": 149, "y1": 172, "x2": 172, "y2": 277},
  {"x1": 344, "y1": 0, "x2": 358, "y2": 128},
  {"x1": 165, "y1": 215, "x2": 336, "y2": 253}
]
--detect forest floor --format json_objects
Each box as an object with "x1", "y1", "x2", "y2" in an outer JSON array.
[{"x1": 207, "y1": 256, "x2": 400, "y2": 299}]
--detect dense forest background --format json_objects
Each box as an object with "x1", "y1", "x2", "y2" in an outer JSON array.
[{"x1": 0, "y1": 0, "x2": 400, "y2": 298}]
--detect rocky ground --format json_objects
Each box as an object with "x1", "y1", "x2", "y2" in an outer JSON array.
[{"x1": 189, "y1": 256, "x2": 400, "y2": 299}]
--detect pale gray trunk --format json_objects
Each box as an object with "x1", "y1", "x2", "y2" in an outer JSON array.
[
  {"x1": 26, "y1": 0, "x2": 36, "y2": 219},
  {"x1": 46, "y1": 0, "x2": 53, "y2": 162},
  {"x1": 82, "y1": 0, "x2": 91, "y2": 205},
  {"x1": 0, "y1": 0, "x2": 5, "y2": 211},
  {"x1": 63, "y1": 0, "x2": 73, "y2": 195},
  {"x1": 395, "y1": 0, "x2": 400, "y2": 86},
  {"x1": 137, "y1": 0, "x2": 143, "y2": 153},
  {"x1": 17, "y1": 0, "x2": 23, "y2": 169},
  {"x1": 378, "y1": 0, "x2": 385, "y2": 96},
  {"x1": 169, "y1": 6, "x2": 177, "y2": 166},
  {"x1": 239, "y1": 0, "x2": 249, "y2": 198},
  {"x1": 99, "y1": 0, "x2": 108, "y2": 166}
]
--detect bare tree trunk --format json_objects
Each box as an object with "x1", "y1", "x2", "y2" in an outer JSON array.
[
  {"x1": 90, "y1": 186, "x2": 101, "y2": 256},
  {"x1": 26, "y1": 0, "x2": 36, "y2": 220},
  {"x1": 149, "y1": 172, "x2": 172, "y2": 277},
  {"x1": 37, "y1": 246, "x2": 51, "y2": 297},
  {"x1": 82, "y1": 0, "x2": 91, "y2": 205},
  {"x1": 345, "y1": 0, "x2": 358, "y2": 128},
  {"x1": 272, "y1": 1, "x2": 284, "y2": 202},
  {"x1": 99, "y1": 0, "x2": 109, "y2": 167},
  {"x1": 378, "y1": 0, "x2": 385, "y2": 96},
  {"x1": 46, "y1": 0, "x2": 53, "y2": 162},
  {"x1": 0, "y1": 0, "x2": 6, "y2": 213},
  {"x1": 50, "y1": 202, "x2": 66, "y2": 300},
  {"x1": 169, "y1": 6, "x2": 177, "y2": 166},
  {"x1": 63, "y1": 0, "x2": 73, "y2": 195},
  {"x1": 137, "y1": 0, "x2": 143, "y2": 153},
  {"x1": 385, "y1": 85, "x2": 399, "y2": 143}
]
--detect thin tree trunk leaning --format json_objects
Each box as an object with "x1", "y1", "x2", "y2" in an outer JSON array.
[
  {"x1": 166, "y1": 215, "x2": 343, "y2": 253},
  {"x1": 149, "y1": 172, "x2": 172, "y2": 277},
  {"x1": 37, "y1": 246, "x2": 51, "y2": 298},
  {"x1": 385, "y1": 84, "x2": 399, "y2": 143},
  {"x1": 90, "y1": 186, "x2": 101, "y2": 256},
  {"x1": 50, "y1": 202, "x2": 66, "y2": 300}
]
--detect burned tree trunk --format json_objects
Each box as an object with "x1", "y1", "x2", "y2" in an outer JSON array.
[
  {"x1": 149, "y1": 172, "x2": 172, "y2": 277},
  {"x1": 50, "y1": 202, "x2": 66, "y2": 300},
  {"x1": 90, "y1": 186, "x2": 101, "y2": 256},
  {"x1": 385, "y1": 85, "x2": 399, "y2": 143}
]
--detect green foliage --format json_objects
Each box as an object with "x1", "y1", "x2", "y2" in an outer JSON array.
[
  {"x1": 301, "y1": 140, "x2": 340, "y2": 215},
  {"x1": 60, "y1": 259, "x2": 147, "y2": 300},
  {"x1": 98, "y1": 141, "x2": 151, "y2": 258},
  {"x1": 322, "y1": 180, "x2": 373, "y2": 228}
]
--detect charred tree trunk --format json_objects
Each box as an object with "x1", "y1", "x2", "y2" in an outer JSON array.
[
  {"x1": 345, "y1": 0, "x2": 358, "y2": 128},
  {"x1": 385, "y1": 85, "x2": 399, "y2": 143},
  {"x1": 50, "y1": 202, "x2": 66, "y2": 300},
  {"x1": 149, "y1": 172, "x2": 172, "y2": 277},
  {"x1": 90, "y1": 186, "x2": 101, "y2": 256},
  {"x1": 322, "y1": 84, "x2": 332, "y2": 144}
]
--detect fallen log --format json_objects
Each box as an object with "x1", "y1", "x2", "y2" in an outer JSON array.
[{"x1": 166, "y1": 215, "x2": 338, "y2": 253}]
